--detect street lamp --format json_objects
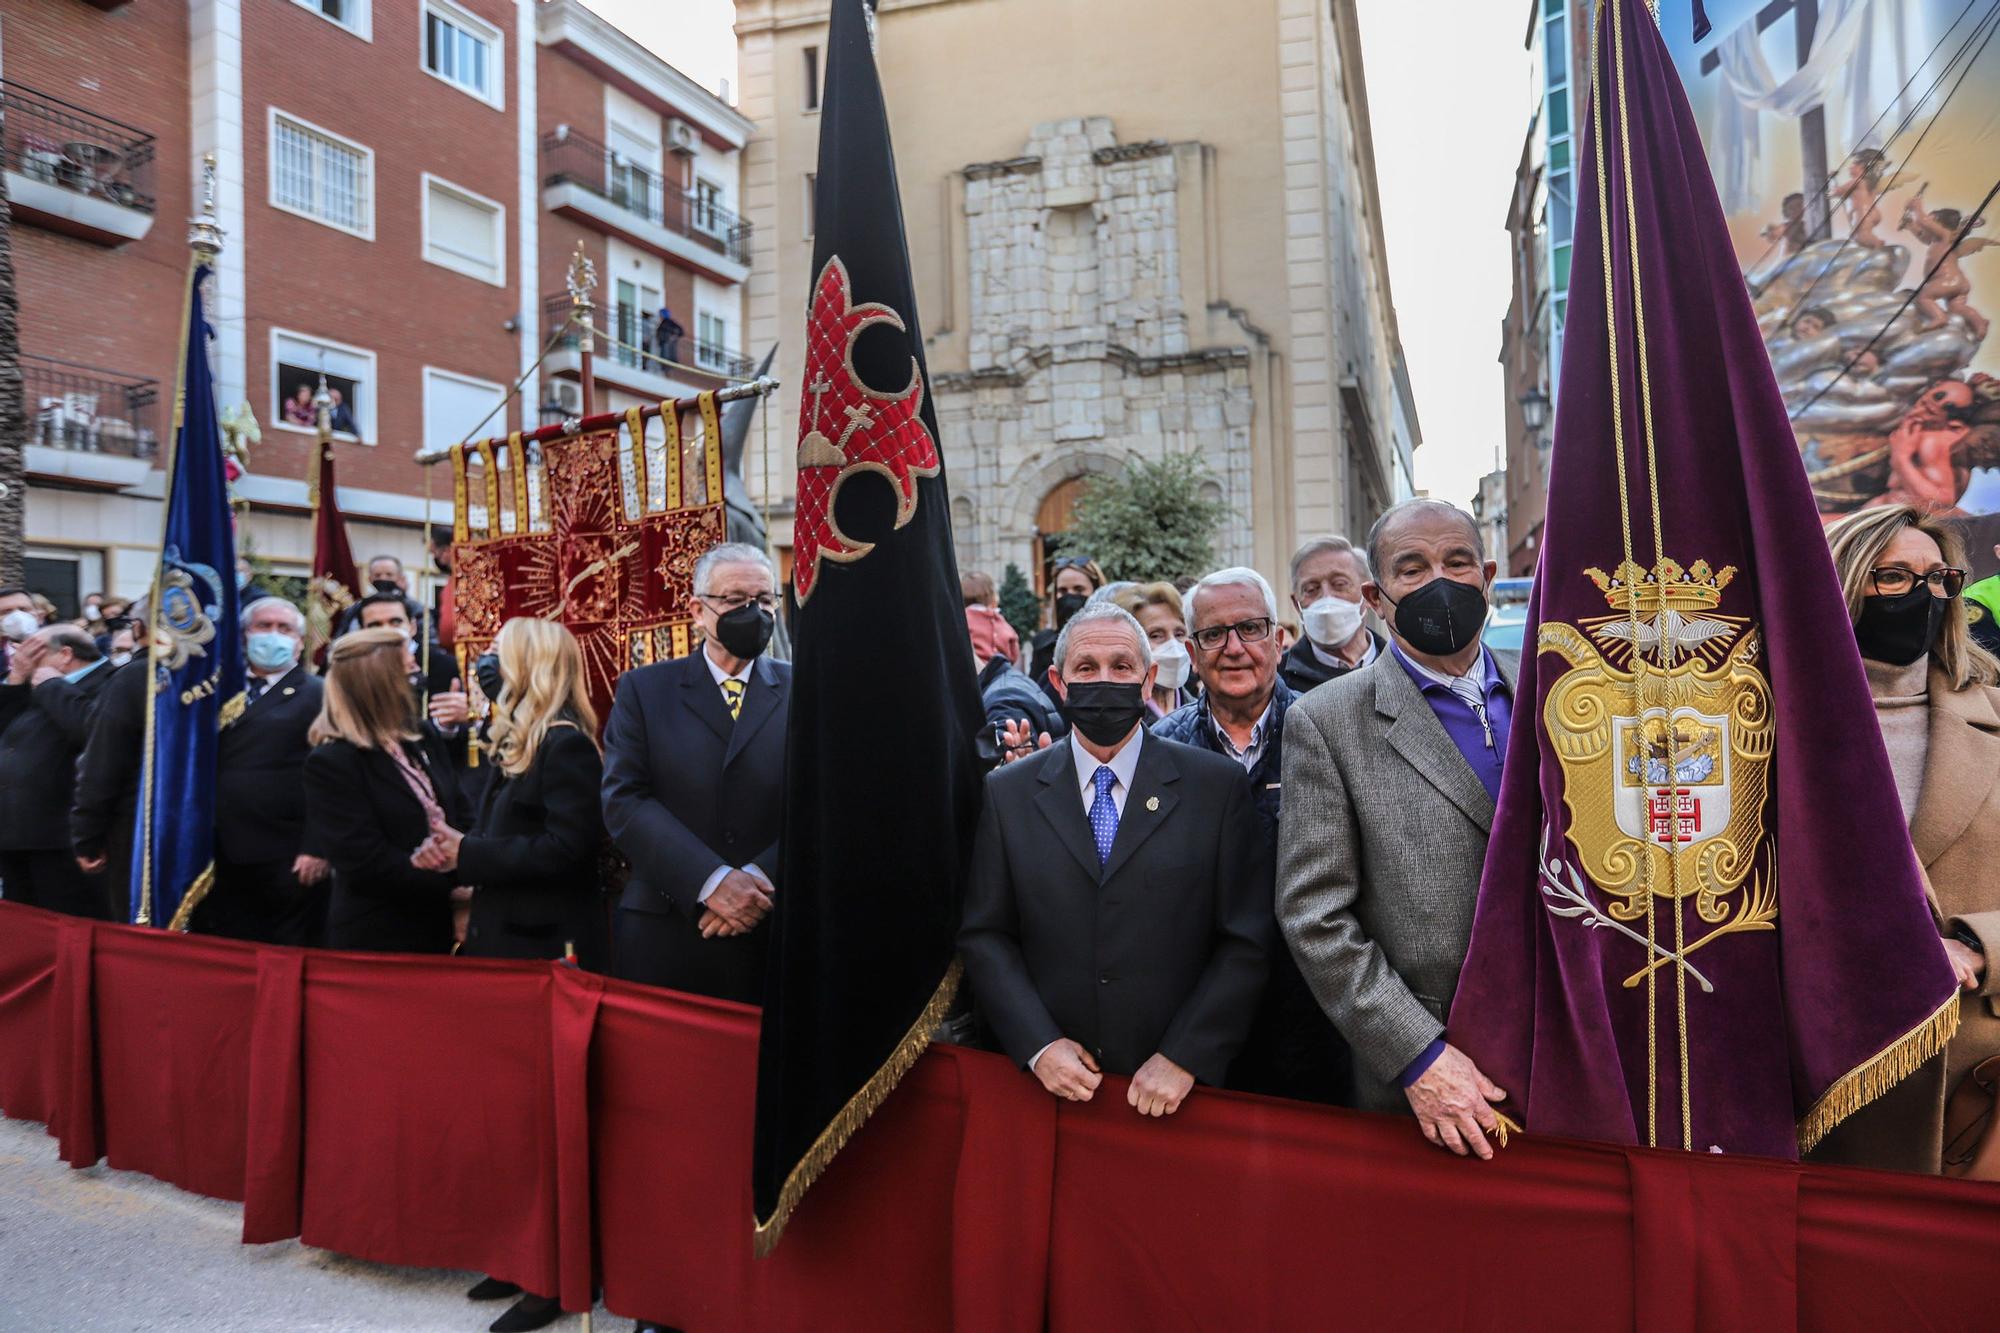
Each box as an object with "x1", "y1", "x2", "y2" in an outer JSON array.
[{"x1": 1517, "y1": 386, "x2": 1552, "y2": 434}]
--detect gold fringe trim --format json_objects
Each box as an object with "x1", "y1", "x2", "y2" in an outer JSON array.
[
  {"x1": 751, "y1": 958, "x2": 962, "y2": 1258},
  {"x1": 165, "y1": 862, "x2": 217, "y2": 934},
  {"x1": 1796, "y1": 993, "x2": 1961, "y2": 1154},
  {"x1": 218, "y1": 688, "x2": 246, "y2": 731}
]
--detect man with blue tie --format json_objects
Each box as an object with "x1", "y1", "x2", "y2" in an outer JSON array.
[{"x1": 959, "y1": 602, "x2": 1273, "y2": 1115}]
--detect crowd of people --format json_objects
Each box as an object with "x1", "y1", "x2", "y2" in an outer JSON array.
[{"x1": 1, "y1": 496, "x2": 1998, "y2": 1328}]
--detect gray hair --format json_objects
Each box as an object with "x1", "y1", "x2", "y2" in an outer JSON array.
[
  {"x1": 694, "y1": 542, "x2": 778, "y2": 595},
  {"x1": 1365, "y1": 498, "x2": 1484, "y2": 583},
  {"x1": 1052, "y1": 602, "x2": 1152, "y2": 673},
  {"x1": 1186, "y1": 566, "x2": 1279, "y2": 626},
  {"x1": 366, "y1": 553, "x2": 404, "y2": 574},
  {"x1": 1287, "y1": 536, "x2": 1370, "y2": 592},
  {"x1": 1087, "y1": 580, "x2": 1137, "y2": 608},
  {"x1": 242, "y1": 595, "x2": 306, "y2": 633}
]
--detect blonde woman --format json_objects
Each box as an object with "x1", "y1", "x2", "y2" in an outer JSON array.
[
  {"x1": 411, "y1": 617, "x2": 606, "y2": 968},
  {"x1": 1815, "y1": 505, "x2": 2000, "y2": 1173},
  {"x1": 1110, "y1": 581, "x2": 1194, "y2": 717},
  {"x1": 303, "y1": 628, "x2": 467, "y2": 954}
]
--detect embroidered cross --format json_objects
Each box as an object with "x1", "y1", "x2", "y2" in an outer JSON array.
[{"x1": 1647, "y1": 789, "x2": 1700, "y2": 843}]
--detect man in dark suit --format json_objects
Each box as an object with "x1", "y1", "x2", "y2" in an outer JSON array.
[
  {"x1": 0, "y1": 625, "x2": 116, "y2": 917},
  {"x1": 601, "y1": 542, "x2": 789, "y2": 1003},
  {"x1": 203, "y1": 596, "x2": 329, "y2": 944},
  {"x1": 73, "y1": 609, "x2": 149, "y2": 921},
  {"x1": 960, "y1": 602, "x2": 1273, "y2": 1116}
]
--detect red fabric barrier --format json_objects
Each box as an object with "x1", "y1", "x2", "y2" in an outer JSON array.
[{"x1": 2, "y1": 900, "x2": 1999, "y2": 1332}]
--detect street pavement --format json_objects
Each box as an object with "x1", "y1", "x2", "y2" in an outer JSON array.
[{"x1": 0, "y1": 1115, "x2": 613, "y2": 1331}]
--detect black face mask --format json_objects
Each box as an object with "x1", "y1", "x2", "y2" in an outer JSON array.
[
  {"x1": 714, "y1": 604, "x2": 776, "y2": 660},
  {"x1": 1053, "y1": 592, "x2": 1089, "y2": 628},
  {"x1": 1062, "y1": 680, "x2": 1148, "y2": 747},
  {"x1": 1381, "y1": 575, "x2": 1488, "y2": 657},
  {"x1": 1855, "y1": 587, "x2": 1946, "y2": 666},
  {"x1": 372, "y1": 578, "x2": 401, "y2": 596},
  {"x1": 473, "y1": 650, "x2": 504, "y2": 702}
]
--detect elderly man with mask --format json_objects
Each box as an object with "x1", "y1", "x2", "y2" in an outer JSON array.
[
  {"x1": 1280, "y1": 536, "x2": 1383, "y2": 694},
  {"x1": 1279, "y1": 498, "x2": 1516, "y2": 1157},
  {"x1": 1153, "y1": 567, "x2": 1350, "y2": 1103},
  {"x1": 960, "y1": 601, "x2": 1272, "y2": 1116}
]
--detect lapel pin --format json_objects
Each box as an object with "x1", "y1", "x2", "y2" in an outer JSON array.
[
  {"x1": 282, "y1": 686, "x2": 295, "y2": 696},
  {"x1": 1146, "y1": 796, "x2": 1159, "y2": 812}
]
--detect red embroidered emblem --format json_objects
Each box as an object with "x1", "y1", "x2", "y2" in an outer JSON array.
[{"x1": 792, "y1": 256, "x2": 938, "y2": 603}]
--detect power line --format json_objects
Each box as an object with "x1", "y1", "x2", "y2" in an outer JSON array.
[
  {"x1": 1788, "y1": 173, "x2": 2000, "y2": 422},
  {"x1": 1778, "y1": 1, "x2": 2000, "y2": 323}
]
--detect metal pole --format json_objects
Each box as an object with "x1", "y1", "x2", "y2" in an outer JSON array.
[{"x1": 412, "y1": 377, "x2": 781, "y2": 465}]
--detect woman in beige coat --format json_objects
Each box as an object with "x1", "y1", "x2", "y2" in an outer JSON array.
[{"x1": 1817, "y1": 505, "x2": 2000, "y2": 1173}]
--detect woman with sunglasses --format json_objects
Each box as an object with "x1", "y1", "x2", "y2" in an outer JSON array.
[
  {"x1": 1814, "y1": 504, "x2": 2000, "y2": 1175},
  {"x1": 1027, "y1": 555, "x2": 1105, "y2": 707}
]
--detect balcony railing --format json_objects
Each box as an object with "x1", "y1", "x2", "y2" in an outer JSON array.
[
  {"x1": 541, "y1": 295, "x2": 756, "y2": 380},
  {"x1": 540, "y1": 129, "x2": 751, "y2": 265},
  {"x1": 24, "y1": 353, "x2": 160, "y2": 458},
  {"x1": 0, "y1": 78, "x2": 157, "y2": 214}
]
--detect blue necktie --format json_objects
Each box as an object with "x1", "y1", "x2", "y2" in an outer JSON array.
[{"x1": 1088, "y1": 765, "x2": 1119, "y2": 866}]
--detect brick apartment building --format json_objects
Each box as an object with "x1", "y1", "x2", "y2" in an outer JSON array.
[{"x1": 2, "y1": 0, "x2": 752, "y2": 615}]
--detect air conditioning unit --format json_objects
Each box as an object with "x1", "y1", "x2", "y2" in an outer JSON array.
[
  {"x1": 551, "y1": 380, "x2": 583, "y2": 414},
  {"x1": 666, "y1": 118, "x2": 699, "y2": 156}
]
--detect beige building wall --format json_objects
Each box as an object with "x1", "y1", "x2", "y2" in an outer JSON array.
[{"x1": 736, "y1": 0, "x2": 1414, "y2": 594}]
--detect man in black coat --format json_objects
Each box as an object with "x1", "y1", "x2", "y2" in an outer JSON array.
[
  {"x1": 72, "y1": 639, "x2": 147, "y2": 921},
  {"x1": 959, "y1": 603, "x2": 1273, "y2": 1116},
  {"x1": 0, "y1": 625, "x2": 116, "y2": 917},
  {"x1": 203, "y1": 597, "x2": 329, "y2": 945},
  {"x1": 1279, "y1": 536, "x2": 1384, "y2": 694},
  {"x1": 601, "y1": 543, "x2": 789, "y2": 1003}
]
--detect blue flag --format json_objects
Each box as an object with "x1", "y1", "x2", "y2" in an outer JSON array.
[{"x1": 133, "y1": 262, "x2": 245, "y2": 927}]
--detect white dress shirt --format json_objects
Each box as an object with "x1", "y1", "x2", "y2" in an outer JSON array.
[
  {"x1": 1310, "y1": 630, "x2": 1378, "y2": 674},
  {"x1": 1032, "y1": 729, "x2": 1146, "y2": 1073},
  {"x1": 697, "y1": 643, "x2": 770, "y2": 906}
]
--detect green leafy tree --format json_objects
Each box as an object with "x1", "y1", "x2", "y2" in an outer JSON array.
[
  {"x1": 1064, "y1": 452, "x2": 1227, "y2": 584},
  {"x1": 998, "y1": 561, "x2": 1040, "y2": 645}
]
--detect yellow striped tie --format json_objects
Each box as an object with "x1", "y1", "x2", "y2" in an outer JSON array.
[{"x1": 721, "y1": 678, "x2": 745, "y2": 721}]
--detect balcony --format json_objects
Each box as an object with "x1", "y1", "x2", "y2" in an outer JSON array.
[
  {"x1": 23, "y1": 353, "x2": 161, "y2": 490},
  {"x1": 540, "y1": 294, "x2": 753, "y2": 404},
  {"x1": 1, "y1": 79, "x2": 156, "y2": 246},
  {"x1": 540, "y1": 128, "x2": 751, "y2": 284}
]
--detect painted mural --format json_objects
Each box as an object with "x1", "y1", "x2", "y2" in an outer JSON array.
[{"x1": 1668, "y1": 0, "x2": 2000, "y2": 562}]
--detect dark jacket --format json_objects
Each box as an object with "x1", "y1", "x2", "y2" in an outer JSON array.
[
  {"x1": 1156, "y1": 681, "x2": 1352, "y2": 1103},
  {"x1": 1278, "y1": 631, "x2": 1383, "y2": 696},
  {"x1": 72, "y1": 659, "x2": 150, "y2": 901},
  {"x1": 600, "y1": 651, "x2": 789, "y2": 1002},
  {"x1": 976, "y1": 654, "x2": 1067, "y2": 768},
  {"x1": 0, "y1": 663, "x2": 116, "y2": 851},
  {"x1": 304, "y1": 733, "x2": 467, "y2": 954},
  {"x1": 958, "y1": 732, "x2": 1274, "y2": 1084},
  {"x1": 459, "y1": 722, "x2": 606, "y2": 966},
  {"x1": 215, "y1": 666, "x2": 324, "y2": 865}
]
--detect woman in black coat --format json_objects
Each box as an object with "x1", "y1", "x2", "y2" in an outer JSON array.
[
  {"x1": 411, "y1": 616, "x2": 606, "y2": 968},
  {"x1": 303, "y1": 627, "x2": 467, "y2": 954}
]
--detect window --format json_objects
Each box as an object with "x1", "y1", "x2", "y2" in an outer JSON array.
[
  {"x1": 615, "y1": 277, "x2": 664, "y2": 369},
  {"x1": 270, "y1": 111, "x2": 372, "y2": 238},
  {"x1": 803, "y1": 46, "x2": 821, "y2": 112},
  {"x1": 693, "y1": 178, "x2": 724, "y2": 235},
  {"x1": 273, "y1": 330, "x2": 376, "y2": 443},
  {"x1": 422, "y1": 368, "x2": 506, "y2": 456},
  {"x1": 423, "y1": 1, "x2": 503, "y2": 107},
  {"x1": 803, "y1": 173, "x2": 816, "y2": 240},
  {"x1": 422, "y1": 175, "x2": 505, "y2": 285},
  {"x1": 697, "y1": 312, "x2": 728, "y2": 369},
  {"x1": 292, "y1": 0, "x2": 370, "y2": 39}
]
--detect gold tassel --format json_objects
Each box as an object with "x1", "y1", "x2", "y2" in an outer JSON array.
[
  {"x1": 1796, "y1": 994, "x2": 1962, "y2": 1154},
  {"x1": 166, "y1": 862, "x2": 217, "y2": 933},
  {"x1": 751, "y1": 959, "x2": 962, "y2": 1258}
]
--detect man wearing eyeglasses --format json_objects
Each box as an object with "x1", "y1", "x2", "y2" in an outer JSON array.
[
  {"x1": 1153, "y1": 567, "x2": 1351, "y2": 1105},
  {"x1": 602, "y1": 542, "x2": 791, "y2": 1003},
  {"x1": 1278, "y1": 499, "x2": 1518, "y2": 1158}
]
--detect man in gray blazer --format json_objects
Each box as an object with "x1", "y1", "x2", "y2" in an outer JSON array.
[{"x1": 1278, "y1": 499, "x2": 1517, "y2": 1159}]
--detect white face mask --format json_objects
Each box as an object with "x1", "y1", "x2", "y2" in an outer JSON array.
[
  {"x1": 0, "y1": 609, "x2": 38, "y2": 642},
  {"x1": 1152, "y1": 637, "x2": 1192, "y2": 691},
  {"x1": 109, "y1": 651, "x2": 134, "y2": 667},
  {"x1": 1302, "y1": 595, "x2": 1364, "y2": 650}
]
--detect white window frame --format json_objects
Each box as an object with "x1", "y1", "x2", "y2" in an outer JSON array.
[
  {"x1": 803, "y1": 172, "x2": 816, "y2": 241},
  {"x1": 420, "y1": 173, "x2": 507, "y2": 287},
  {"x1": 693, "y1": 176, "x2": 725, "y2": 237},
  {"x1": 421, "y1": 366, "x2": 508, "y2": 458},
  {"x1": 420, "y1": 0, "x2": 505, "y2": 110},
  {"x1": 270, "y1": 327, "x2": 379, "y2": 446},
  {"x1": 802, "y1": 45, "x2": 821, "y2": 113},
  {"x1": 267, "y1": 108, "x2": 375, "y2": 240},
  {"x1": 696, "y1": 311, "x2": 729, "y2": 370},
  {"x1": 289, "y1": 0, "x2": 372, "y2": 41}
]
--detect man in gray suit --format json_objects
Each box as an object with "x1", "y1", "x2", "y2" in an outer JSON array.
[{"x1": 1278, "y1": 498, "x2": 1517, "y2": 1159}]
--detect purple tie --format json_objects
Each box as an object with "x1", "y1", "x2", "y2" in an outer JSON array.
[{"x1": 1089, "y1": 765, "x2": 1119, "y2": 865}]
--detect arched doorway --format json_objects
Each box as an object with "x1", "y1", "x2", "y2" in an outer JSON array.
[{"x1": 1033, "y1": 475, "x2": 1088, "y2": 596}]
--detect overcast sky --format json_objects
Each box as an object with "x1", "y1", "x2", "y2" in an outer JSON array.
[{"x1": 589, "y1": 0, "x2": 1530, "y2": 508}]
